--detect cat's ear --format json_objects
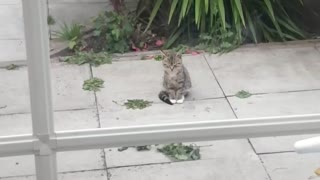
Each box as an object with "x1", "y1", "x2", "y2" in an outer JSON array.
[
  {"x1": 176, "y1": 53, "x2": 182, "y2": 59},
  {"x1": 160, "y1": 50, "x2": 168, "y2": 57}
]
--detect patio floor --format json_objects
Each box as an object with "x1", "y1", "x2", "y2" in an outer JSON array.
[{"x1": 0, "y1": 41, "x2": 320, "y2": 180}]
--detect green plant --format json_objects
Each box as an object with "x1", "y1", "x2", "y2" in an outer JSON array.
[
  {"x1": 235, "y1": 90, "x2": 252, "y2": 99},
  {"x1": 83, "y1": 77, "x2": 104, "y2": 92},
  {"x1": 158, "y1": 143, "x2": 201, "y2": 161},
  {"x1": 47, "y1": 15, "x2": 55, "y2": 26},
  {"x1": 54, "y1": 23, "x2": 84, "y2": 51},
  {"x1": 93, "y1": 11, "x2": 134, "y2": 53},
  {"x1": 64, "y1": 51, "x2": 112, "y2": 67},
  {"x1": 137, "y1": 0, "x2": 305, "y2": 50},
  {"x1": 5, "y1": 64, "x2": 18, "y2": 70},
  {"x1": 196, "y1": 26, "x2": 240, "y2": 54},
  {"x1": 124, "y1": 99, "x2": 152, "y2": 110},
  {"x1": 154, "y1": 54, "x2": 164, "y2": 61}
]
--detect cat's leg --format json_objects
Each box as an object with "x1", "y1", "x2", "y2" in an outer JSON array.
[
  {"x1": 176, "y1": 89, "x2": 185, "y2": 104},
  {"x1": 176, "y1": 96, "x2": 185, "y2": 104},
  {"x1": 168, "y1": 89, "x2": 177, "y2": 104}
]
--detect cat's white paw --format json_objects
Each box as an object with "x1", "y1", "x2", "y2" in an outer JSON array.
[
  {"x1": 170, "y1": 99, "x2": 177, "y2": 104},
  {"x1": 176, "y1": 96, "x2": 185, "y2": 104}
]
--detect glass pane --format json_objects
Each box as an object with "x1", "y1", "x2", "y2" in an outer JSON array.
[
  {"x1": 0, "y1": 2, "x2": 34, "y2": 179},
  {"x1": 0, "y1": 0, "x2": 31, "y2": 136},
  {"x1": 1, "y1": 0, "x2": 320, "y2": 179}
]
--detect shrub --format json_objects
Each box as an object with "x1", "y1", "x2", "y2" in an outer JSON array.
[
  {"x1": 93, "y1": 11, "x2": 134, "y2": 53},
  {"x1": 54, "y1": 23, "x2": 84, "y2": 51},
  {"x1": 137, "y1": 0, "x2": 305, "y2": 51}
]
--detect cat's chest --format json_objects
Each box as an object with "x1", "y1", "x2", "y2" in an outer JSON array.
[{"x1": 164, "y1": 72, "x2": 183, "y2": 87}]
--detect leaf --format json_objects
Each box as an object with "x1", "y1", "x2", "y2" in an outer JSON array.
[
  {"x1": 145, "y1": 0, "x2": 163, "y2": 32},
  {"x1": 204, "y1": 0, "x2": 209, "y2": 14},
  {"x1": 5, "y1": 64, "x2": 18, "y2": 70},
  {"x1": 178, "y1": 0, "x2": 189, "y2": 25},
  {"x1": 136, "y1": 145, "x2": 151, "y2": 151},
  {"x1": 65, "y1": 52, "x2": 112, "y2": 66},
  {"x1": 181, "y1": 0, "x2": 189, "y2": 18},
  {"x1": 158, "y1": 143, "x2": 201, "y2": 162},
  {"x1": 245, "y1": 9, "x2": 257, "y2": 43},
  {"x1": 264, "y1": 0, "x2": 275, "y2": 21},
  {"x1": 164, "y1": 25, "x2": 186, "y2": 48},
  {"x1": 68, "y1": 41, "x2": 77, "y2": 50},
  {"x1": 175, "y1": 154, "x2": 189, "y2": 160},
  {"x1": 124, "y1": 99, "x2": 152, "y2": 110},
  {"x1": 235, "y1": 90, "x2": 252, "y2": 99},
  {"x1": 277, "y1": 18, "x2": 304, "y2": 38},
  {"x1": 141, "y1": 55, "x2": 154, "y2": 60},
  {"x1": 234, "y1": 0, "x2": 245, "y2": 26},
  {"x1": 263, "y1": 5, "x2": 284, "y2": 40},
  {"x1": 83, "y1": 77, "x2": 104, "y2": 92},
  {"x1": 195, "y1": 0, "x2": 201, "y2": 25},
  {"x1": 93, "y1": 30, "x2": 101, "y2": 36},
  {"x1": 217, "y1": 0, "x2": 226, "y2": 29},
  {"x1": 168, "y1": 0, "x2": 179, "y2": 24},
  {"x1": 315, "y1": 168, "x2": 320, "y2": 176},
  {"x1": 117, "y1": 147, "x2": 129, "y2": 152}
]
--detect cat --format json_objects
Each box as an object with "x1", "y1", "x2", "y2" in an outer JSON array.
[{"x1": 159, "y1": 50, "x2": 192, "y2": 105}]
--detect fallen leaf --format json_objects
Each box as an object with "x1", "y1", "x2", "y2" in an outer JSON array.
[
  {"x1": 235, "y1": 90, "x2": 252, "y2": 99},
  {"x1": 117, "y1": 147, "x2": 129, "y2": 152},
  {"x1": 141, "y1": 55, "x2": 154, "y2": 60},
  {"x1": 315, "y1": 168, "x2": 320, "y2": 176},
  {"x1": 5, "y1": 64, "x2": 18, "y2": 70},
  {"x1": 136, "y1": 145, "x2": 151, "y2": 151}
]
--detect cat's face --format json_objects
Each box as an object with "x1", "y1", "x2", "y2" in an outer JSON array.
[{"x1": 162, "y1": 52, "x2": 182, "y2": 71}]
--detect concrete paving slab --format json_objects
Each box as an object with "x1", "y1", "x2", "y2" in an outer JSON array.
[
  {"x1": 49, "y1": 3, "x2": 112, "y2": 33},
  {"x1": 0, "y1": 149, "x2": 104, "y2": 177},
  {"x1": 228, "y1": 90, "x2": 320, "y2": 153},
  {"x1": 51, "y1": 63, "x2": 95, "y2": 111},
  {"x1": 94, "y1": 55, "x2": 223, "y2": 109},
  {"x1": 99, "y1": 98, "x2": 235, "y2": 128},
  {"x1": 206, "y1": 44, "x2": 320, "y2": 95},
  {"x1": 106, "y1": 139, "x2": 264, "y2": 169},
  {"x1": 109, "y1": 140, "x2": 269, "y2": 180},
  {"x1": 0, "y1": 109, "x2": 104, "y2": 177},
  {"x1": 0, "y1": 109, "x2": 98, "y2": 136},
  {"x1": 58, "y1": 170, "x2": 108, "y2": 180},
  {"x1": 0, "y1": 170, "x2": 108, "y2": 180},
  {"x1": 105, "y1": 142, "x2": 227, "y2": 168},
  {"x1": 57, "y1": 150, "x2": 105, "y2": 172},
  {"x1": 0, "y1": 40, "x2": 26, "y2": 63},
  {"x1": 0, "y1": 67, "x2": 30, "y2": 114},
  {"x1": 316, "y1": 43, "x2": 320, "y2": 51},
  {"x1": 0, "y1": 113, "x2": 31, "y2": 136},
  {"x1": 261, "y1": 152, "x2": 320, "y2": 180},
  {"x1": 0, "y1": 0, "x2": 20, "y2": 4},
  {"x1": 0, "y1": 63, "x2": 94, "y2": 114},
  {"x1": 0, "y1": 4, "x2": 24, "y2": 39}
]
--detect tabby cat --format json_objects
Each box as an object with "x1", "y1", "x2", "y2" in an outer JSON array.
[{"x1": 159, "y1": 51, "x2": 192, "y2": 105}]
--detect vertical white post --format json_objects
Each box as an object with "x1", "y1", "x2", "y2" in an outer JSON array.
[{"x1": 22, "y1": 0, "x2": 57, "y2": 180}]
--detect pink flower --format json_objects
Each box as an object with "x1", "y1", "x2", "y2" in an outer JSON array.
[
  {"x1": 155, "y1": 40, "x2": 164, "y2": 47},
  {"x1": 191, "y1": 51, "x2": 199, "y2": 55}
]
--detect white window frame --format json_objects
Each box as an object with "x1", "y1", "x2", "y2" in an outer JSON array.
[{"x1": 0, "y1": 1, "x2": 320, "y2": 179}]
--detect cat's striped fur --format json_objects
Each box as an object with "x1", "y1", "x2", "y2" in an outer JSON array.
[{"x1": 159, "y1": 51, "x2": 192, "y2": 105}]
